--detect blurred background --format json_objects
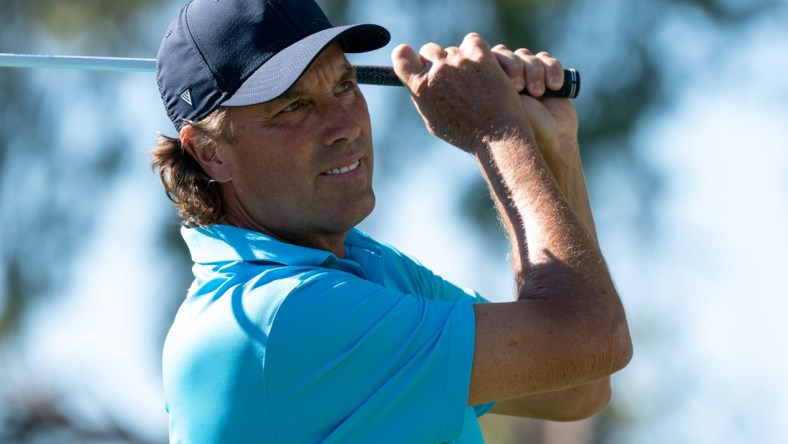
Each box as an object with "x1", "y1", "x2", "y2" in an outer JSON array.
[{"x1": 1, "y1": 0, "x2": 787, "y2": 442}]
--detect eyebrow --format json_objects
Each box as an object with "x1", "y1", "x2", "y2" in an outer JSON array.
[{"x1": 277, "y1": 63, "x2": 357, "y2": 102}]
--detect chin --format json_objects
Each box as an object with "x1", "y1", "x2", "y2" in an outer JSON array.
[
  {"x1": 344, "y1": 190, "x2": 376, "y2": 229},
  {"x1": 354, "y1": 192, "x2": 376, "y2": 224}
]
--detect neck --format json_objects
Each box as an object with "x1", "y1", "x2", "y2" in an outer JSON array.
[{"x1": 223, "y1": 213, "x2": 349, "y2": 258}]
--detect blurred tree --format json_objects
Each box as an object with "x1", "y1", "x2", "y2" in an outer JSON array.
[
  {"x1": 0, "y1": 0, "x2": 163, "y2": 339},
  {"x1": 0, "y1": 0, "x2": 178, "y2": 442}
]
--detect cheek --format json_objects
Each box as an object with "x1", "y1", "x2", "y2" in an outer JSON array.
[
  {"x1": 230, "y1": 145, "x2": 309, "y2": 198},
  {"x1": 230, "y1": 128, "x2": 302, "y2": 175}
]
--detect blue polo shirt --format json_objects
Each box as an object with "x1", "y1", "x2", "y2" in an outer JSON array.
[{"x1": 163, "y1": 224, "x2": 493, "y2": 443}]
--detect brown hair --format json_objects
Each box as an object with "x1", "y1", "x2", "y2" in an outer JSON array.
[{"x1": 151, "y1": 108, "x2": 235, "y2": 227}]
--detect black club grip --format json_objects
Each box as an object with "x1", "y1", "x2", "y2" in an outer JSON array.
[{"x1": 354, "y1": 65, "x2": 581, "y2": 99}]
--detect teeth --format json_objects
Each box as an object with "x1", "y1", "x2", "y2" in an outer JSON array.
[{"x1": 325, "y1": 160, "x2": 360, "y2": 175}]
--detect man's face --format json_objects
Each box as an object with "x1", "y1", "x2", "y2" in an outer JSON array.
[{"x1": 216, "y1": 44, "x2": 375, "y2": 253}]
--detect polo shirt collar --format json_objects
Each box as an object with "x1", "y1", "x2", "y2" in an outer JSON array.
[{"x1": 182, "y1": 224, "x2": 383, "y2": 280}]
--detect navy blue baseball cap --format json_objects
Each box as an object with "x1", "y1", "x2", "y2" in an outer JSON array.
[{"x1": 157, "y1": 0, "x2": 390, "y2": 131}]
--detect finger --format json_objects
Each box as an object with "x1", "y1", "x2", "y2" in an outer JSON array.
[
  {"x1": 492, "y1": 44, "x2": 525, "y2": 92},
  {"x1": 514, "y1": 48, "x2": 545, "y2": 97},
  {"x1": 458, "y1": 32, "x2": 492, "y2": 60},
  {"x1": 517, "y1": 47, "x2": 534, "y2": 57},
  {"x1": 444, "y1": 46, "x2": 460, "y2": 58},
  {"x1": 535, "y1": 51, "x2": 564, "y2": 91},
  {"x1": 391, "y1": 44, "x2": 426, "y2": 92},
  {"x1": 419, "y1": 42, "x2": 447, "y2": 62}
]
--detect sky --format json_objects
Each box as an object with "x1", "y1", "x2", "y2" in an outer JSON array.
[{"x1": 3, "y1": 1, "x2": 788, "y2": 443}]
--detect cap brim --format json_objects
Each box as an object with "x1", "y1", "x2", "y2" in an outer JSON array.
[{"x1": 221, "y1": 24, "x2": 389, "y2": 107}]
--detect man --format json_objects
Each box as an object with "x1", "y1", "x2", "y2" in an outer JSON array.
[{"x1": 152, "y1": 0, "x2": 632, "y2": 442}]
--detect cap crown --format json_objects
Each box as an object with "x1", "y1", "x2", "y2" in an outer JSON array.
[{"x1": 157, "y1": 0, "x2": 388, "y2": 130}]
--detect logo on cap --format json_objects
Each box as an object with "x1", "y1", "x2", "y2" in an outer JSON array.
[{"x1": 179, "y1": 89, "x2": 194, "y2": 107}]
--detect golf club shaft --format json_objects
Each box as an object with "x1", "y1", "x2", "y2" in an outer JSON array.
[
  {"x1": 0, "y1": 53, "x2": 155, "y2": 72},
  {"x1": 0, "y1": 53, "x2": 580, "y2": 98}
]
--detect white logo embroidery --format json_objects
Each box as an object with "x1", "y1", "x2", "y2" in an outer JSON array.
[{"x1": 180, "y1": 89, "x2": 193, "y2": 106}]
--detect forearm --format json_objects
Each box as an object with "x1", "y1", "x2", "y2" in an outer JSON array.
[
  {"x1": 476, "y1": 130, "x2": 600, "y2": 284},
  {"x1": 490, "y1": 377, "x2": 611, "y2": 421},
  {"x1": 540, "y1": 139, "x2": 598, "y2": 242},
  {"x1": 470, "y1": 128, "x2": 631, "y2": 399},
  {"x1": 476, "y1": 136, "x2": 621, "y2": 416}
]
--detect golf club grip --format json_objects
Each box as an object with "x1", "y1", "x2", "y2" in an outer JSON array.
[{"x1": 355, "y1": 65, "x2": 581, "y2": 99}]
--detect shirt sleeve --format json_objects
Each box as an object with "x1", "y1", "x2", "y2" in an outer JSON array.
[
  {"x1": 373, "y1": 239, "x2": 490, "y2": 305},
  {"x1": 263, "y1": 269, "x2": 476, "y2": 444}
]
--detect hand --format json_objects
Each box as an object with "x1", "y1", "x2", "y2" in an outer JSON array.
[
  {"x1": 491, "y1": 45, "x2": 565, "y2": 99},
  {"x1": 391, "y1": 33, "x2": 531, "y2": 153},
  {"x1": 392, "y1": 33, "x2": 578, "y2": 163},
  {"x1": 490, "y1": 45, "x2": 579, "y2": 165}
]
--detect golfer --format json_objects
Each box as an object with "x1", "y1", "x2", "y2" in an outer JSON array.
[{"x1": 152, "y1": 0, "x2": 633, "y2": 442}]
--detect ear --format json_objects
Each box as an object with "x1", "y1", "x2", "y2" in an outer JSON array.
[{"x1": 180, "y1": 124, "x2": 232, "y2": 183}]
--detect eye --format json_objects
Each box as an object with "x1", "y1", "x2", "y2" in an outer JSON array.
[
  {"x1": 336, "y1": 79, "x2": 358, "y2": 93},
  {"x1": 281, "y1": 100, "x2": 302, "y2": 113}
]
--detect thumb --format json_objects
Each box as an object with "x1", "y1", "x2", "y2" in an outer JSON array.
[{"x1": 391, "y1": 44, "x2": 426, "y2": 93}]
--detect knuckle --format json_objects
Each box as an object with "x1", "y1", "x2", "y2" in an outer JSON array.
[{"x1": 464, "y1": 32, "x2": 490, "y2": 49}]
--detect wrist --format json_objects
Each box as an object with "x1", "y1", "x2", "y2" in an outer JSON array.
[{"x1": 539, "y1": 138, "x2": 581, "y2": 181}]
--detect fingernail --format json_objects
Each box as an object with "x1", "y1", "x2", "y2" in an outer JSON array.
[
  {"x1": 530, "y1": 82, "x2": 544, "y2": 95},
  {"x1": 514, "y1": 76, "x2": 525, "y2": 91}
]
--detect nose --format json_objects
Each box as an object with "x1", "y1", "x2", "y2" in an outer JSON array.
[{"x1": 320, "y1": 95, "x2": 364, "y2": 148}]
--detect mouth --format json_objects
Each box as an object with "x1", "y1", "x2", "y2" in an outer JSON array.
[{"x1": 323, "y1": 160, "x2": 361, "y2": 176}]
